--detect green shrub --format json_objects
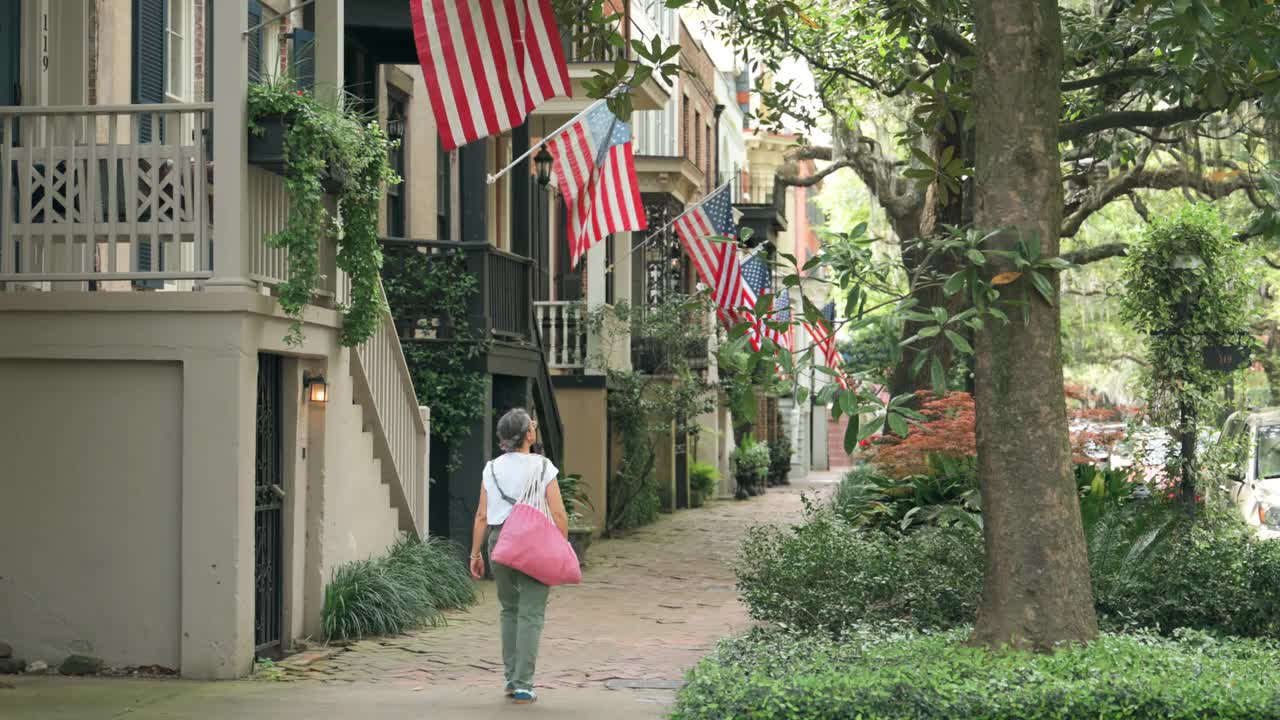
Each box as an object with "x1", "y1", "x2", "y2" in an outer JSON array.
[
  {"x1": 322, "y1": 536, "x2": 476, "y2": 641},
  {"x1": 833, "y1": 459, "x2": 980, "y2": 534},
  {"x1": 766, "y1": 439, "x2": 792, "y2": 485},
  {"x1": 689, "y1": 461, "x2": 720, "y2": 497},
  {"x1": 735, "y1": 509, "x2": 982, "y2": 633},
  {"x1": 672, "y1": 627, "x2": 1280, "y2": 720},
  {"x1": 1087, "y1": 498, "x2": 1280, "y2": 638}
]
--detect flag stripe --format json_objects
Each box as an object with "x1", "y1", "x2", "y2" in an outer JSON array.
[{"x1": 412, "y1": 0, "x2": 570, "y2": 151}]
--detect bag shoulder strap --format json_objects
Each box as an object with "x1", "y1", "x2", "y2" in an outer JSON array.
[
  {"x1": 516, "y1": 457, "x2": 552, "y2": 513},
  {"x1": 489, "y1": 463, "x2": 520, "y2": 507}
]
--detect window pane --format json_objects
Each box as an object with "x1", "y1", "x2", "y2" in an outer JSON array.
[{"x1": 1259, "y1": 426, "x2": 1280, "y2": 480}]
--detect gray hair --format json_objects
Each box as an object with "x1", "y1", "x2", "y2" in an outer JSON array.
[{"x1": 496, "y1": 408, "x2": 533, "y2": 452}]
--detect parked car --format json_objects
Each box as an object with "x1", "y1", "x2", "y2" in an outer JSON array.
[{"x1": 1220, "y1": 408, "x2": 1280, "y2": 538}]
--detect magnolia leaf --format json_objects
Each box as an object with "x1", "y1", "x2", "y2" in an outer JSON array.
[
  {"x1": 966, "y1": 249, "x2": 986, "y2": 266},
  {"x1": 887, "y1": 411, "x2": 910, "y2": 438},
  {"x1": 930, "y1": 356, "x2": 946, "y2": 394},
  {"x1": 945, "y1": 329, "x2": 973, "y2": 354},
  {"x1": 943, "y1": 271, "x2": 967, "y2": 296},
  {"x1": 844, "y1": 413, "x2": 862, "y2": 455},
  {"x1": 858, "y1": 416, "x2": 885, "y2": 442},
  {"x1": 1030, "y1": 270, "x2": 1055, "y2": 306},
  {"x1": 992, "y1": 271, "x2": 1023, "y2": 286}
]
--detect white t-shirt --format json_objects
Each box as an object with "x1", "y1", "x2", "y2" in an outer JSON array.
[{"x1": 483, "y1": 452, "x2": 560, "y2": 525}]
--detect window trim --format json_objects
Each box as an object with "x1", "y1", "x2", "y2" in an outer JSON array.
[{"x1": 163, "y1": 0, "x2": 193, "y2": 103}]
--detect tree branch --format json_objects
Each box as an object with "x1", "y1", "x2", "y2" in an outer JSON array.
[
  {"x1": 1061, "y1": 66, "x2": 1156, "y2": 91},
  {"x1": 928, "y1": 24, "x2": 975, "y2": 58},
  {"x1": 1062, "y1": 165, "x2": 1257, "y2": 237},
  {"x1": 1060, "y1": 105, "x2": 1218, "y2": 142},
  {"x1": 1061, "y1": 243, "x2": 1130, "y2": 265}
]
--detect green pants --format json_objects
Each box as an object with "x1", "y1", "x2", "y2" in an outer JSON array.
[{"x1": 487, "y1": 524, "x2": 551, "y2": 691}]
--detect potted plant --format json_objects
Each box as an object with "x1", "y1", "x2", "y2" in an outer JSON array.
[
  {"x1": 557, "y1": 473, "x2": 595, "y2": 566},
  {"x1": 245, "y1": 78, "x2": 400, "y2": 348},
  {"x1": 689, "y1": 461, "x2": 720, "y2": 507},
  {"x1": 731, "y1": 440, "x2": 770, "y2": 499},
  {"x1": 768, "y1": 439, "x2": 793, "y2": 486}
]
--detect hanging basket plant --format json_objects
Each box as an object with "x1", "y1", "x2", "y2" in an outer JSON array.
[{"x1": 247, "y1": 80, "x2": 401, "y2": 347}]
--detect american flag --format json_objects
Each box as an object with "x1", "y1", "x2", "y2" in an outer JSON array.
[
  {"x1": 803, "y1": 301, "x2": 847, "y2": 386},
  {"x1": 771, "y1": 289, "x2": 795, "y2": 351},
  {"x1": 547, "y1": 102, "x2": 647, "y2": 267},
  {"x1": 410, "y1": 0, "x2": 571, "y2": 151},
  {"x1": 675, "y1": 183, "x2": 735, "y2": 290},
  {"x1": 740, "y1": 252, "x2": 776, "y2": 346}
]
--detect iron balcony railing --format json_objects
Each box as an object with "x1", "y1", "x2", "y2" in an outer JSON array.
[{"x1": 381, "y1": 239, "x2": 535, "y2": 343}]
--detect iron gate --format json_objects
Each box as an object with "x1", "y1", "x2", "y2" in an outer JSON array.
[{"x1": 254, "y1": 353, "x2": 284, "y2": 654}]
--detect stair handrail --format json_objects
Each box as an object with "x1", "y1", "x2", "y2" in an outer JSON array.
[{"x1": 350, "y1": 279, "x2": 430, "y2": 539}]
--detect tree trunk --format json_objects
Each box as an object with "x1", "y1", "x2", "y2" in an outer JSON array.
[
  {"x1": 889, "y1": 122, "x2": 975, "y2": 397},
  {"x1": 969, "y1": 0, "x2": 1099, "y2": 649},
  {"x1": 1261, "y1": 325, "x2": 1280, "y2": 405}
]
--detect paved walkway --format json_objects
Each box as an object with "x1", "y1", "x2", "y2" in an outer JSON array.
[{"x1": 4, "y1": 473, "x2": 836, "y2": 720}]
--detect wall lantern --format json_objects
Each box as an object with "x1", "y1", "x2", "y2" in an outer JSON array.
[
  {"x1": 303, "y1": 371, "x2": 329, "y2": 404},
  {"x1": 534, "y1": 147, "x2": 553, "y2": 187}
]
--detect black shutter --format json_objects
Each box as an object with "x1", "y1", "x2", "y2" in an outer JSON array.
[
  {"x1": 131, "y1": 0, "x2": 166, "y2": 143},
  {"x1": 247, "y1": 0, "x2": 263, "y2": 82},
  {"x1": 204, "y1": 0, "x2": 213, "y2": 101},
  {"x1": 291, "y1": 29, "x2": 315, "y2": 90}
]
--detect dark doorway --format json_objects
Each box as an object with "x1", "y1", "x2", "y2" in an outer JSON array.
[{"x1": 254, "y1": 354, "x2": 285, "y2": 655}]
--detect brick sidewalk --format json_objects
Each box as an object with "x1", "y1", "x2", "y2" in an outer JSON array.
[
  {"x1": 3, "y1": 476, "x2": 833, "y2": 719},
  {"x1": 281, "y1": 476, "x2": 829, "y2": 692}
]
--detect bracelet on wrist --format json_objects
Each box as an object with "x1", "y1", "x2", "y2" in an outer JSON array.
[{"x1": 470, "y1": 552, "x2": 482, "y2": 559}]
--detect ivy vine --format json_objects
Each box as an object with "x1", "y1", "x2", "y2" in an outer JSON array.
[
  {"x1": 382, "y1": 248, "x2": 492, "y2": 473},
  {"x1": 247, "y1": 80, "x2": 399, "y2": 346},
  {"x1": 1121, "y1": 203, "x2": 1257, "y2": 510},
  {"x1": 591, "y1": 295, "x2": 716, "y2": 533}
]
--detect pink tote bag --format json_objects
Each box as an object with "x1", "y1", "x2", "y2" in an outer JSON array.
[{"x1": 490, "y1": 461, "x2": 582, "y2": 587}]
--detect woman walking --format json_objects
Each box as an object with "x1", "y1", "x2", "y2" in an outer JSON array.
[{"x1": 470, "y1": 408, "x2": 569, "y2": 705}]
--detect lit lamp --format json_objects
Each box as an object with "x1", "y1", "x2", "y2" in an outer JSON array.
[
  {"x1": 534, "y1": 147, "x2": 553, "y2": 187},
  {"x1": 303, "y1": 371, "x2": 329, "y2": 403}
]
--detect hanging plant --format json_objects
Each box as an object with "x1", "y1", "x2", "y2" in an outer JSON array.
[{"x1": 247, "y1": 79, "x2": 400, "y2": 347}]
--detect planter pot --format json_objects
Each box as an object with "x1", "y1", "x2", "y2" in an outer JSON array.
[
  {"x1": 568, "y1": 526, "x2": 594, "y2": 567},
  {"x1": 690, "y1": 490, "x2": 705, "y2": 508},
  {"x1": 248, "y1": 112, "x2": 347, "y2": 194},
  {"x1": 248, "y1": 113, "x2": 291, "y2": 173}
]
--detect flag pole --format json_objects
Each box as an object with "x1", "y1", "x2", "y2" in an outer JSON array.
[
  {"x1": 485, "y1": 99, "x2": 606, "y2": 185},
  {"x1": 486, "y1": 83, "x2": 630, "y2": 185},
  {"x1": 627, "y1": 179, "x2": 734, "y2": 256}
]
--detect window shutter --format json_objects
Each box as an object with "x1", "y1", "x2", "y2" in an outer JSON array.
[
  {"x1": 291, "y1": 29, "x2": 315, "y2": 90},
  {"x1": 247, "y1": 0, "x2": 263, "y2": 82},
  {"x1": 131, "y1": 0, "x2": 166, "y2": 143}
]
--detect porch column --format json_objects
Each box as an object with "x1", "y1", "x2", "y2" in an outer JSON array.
[
  {"x1": 584, "y1": 238, "x2": 608, "y2": 375},
  {"x1": 181, "y1": 348, "x2": 257, "y2": 678},
  {"x1": 207, "y1": 0, "x2": 253, "y2": 290},
  {"x1": 314, "y1": 0, "x2": 345, "y2": 105}
]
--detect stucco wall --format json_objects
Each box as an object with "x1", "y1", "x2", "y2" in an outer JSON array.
[
  {"x1": 0, "y1": 359, "x2": 183, "y2": 669},
  {"x1": 554, "y1": 385, "x2": 609, "y2": 533},
  {"x1": 0, "y1": 294, "x2": 408, "y2": 677},
  {"x1": 319, "y1": 348, "x2": 401, "y2": 571}
]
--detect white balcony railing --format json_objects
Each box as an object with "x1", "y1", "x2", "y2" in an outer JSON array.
[
  {"x1": 535, "y1": 301, "x2": 587, "y2": 370},
  {"x1": 0, "y1": 103, "x2": 214, "y2": 286}
]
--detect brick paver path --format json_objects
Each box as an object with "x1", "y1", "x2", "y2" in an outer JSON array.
[{"x1": 283, "y1": 474, "x2": 834, "y2": 692}]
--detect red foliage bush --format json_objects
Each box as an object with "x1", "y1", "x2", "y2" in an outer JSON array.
[
  {"x1": 867, "y1": 389, "x2": 1135, "y2": 477},
  {"x1": 870, "y1": 392, "x2": 976, "y2": 478}
]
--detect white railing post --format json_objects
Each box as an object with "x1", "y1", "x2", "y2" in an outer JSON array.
[
  {"x1": 584, "y1": 240, "x2": 608, "y2": 375},
  {"x1": 207, "y1": 0, "x2": 253, "y2": 291},
  {"x1": 419, "y1": 405, "x2": 431, "y2": 536}
]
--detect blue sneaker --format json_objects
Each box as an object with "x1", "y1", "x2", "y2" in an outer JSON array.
[{"x1": 512, "y1": 689, "x2": 537, "y2": 704}]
